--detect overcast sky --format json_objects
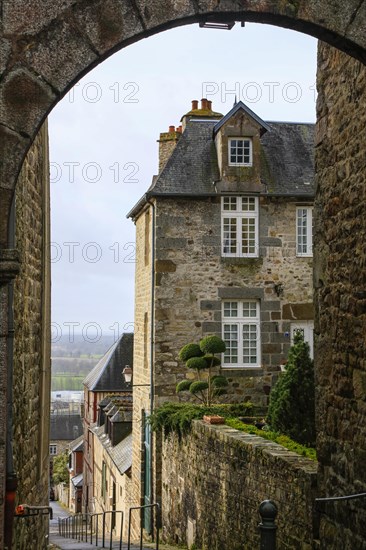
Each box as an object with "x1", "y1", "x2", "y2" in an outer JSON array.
[{"x1": 49, "y1": 22, "x2": 317, "y2": 344}]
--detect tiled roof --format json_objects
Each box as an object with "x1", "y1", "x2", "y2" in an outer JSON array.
[
  {"x1": 83, "y1": 333, "x2": 133, "y2": 392},
  {"x1": 127, "y1": 110, "x2": 315, "y2": 219},
  {"x1": 93, "y1": 426, "x2": 132, "y2": 475}
]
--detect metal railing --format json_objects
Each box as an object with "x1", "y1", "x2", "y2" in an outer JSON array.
[
  {"x1": 59, "y1": 510, "x2": 123, "y2": 549},
  {"x1": 126, "y1": 504, "x2": 160, "y2": 550},
  {"x1": 315, "y1": 491, "x2": 366, "y2": 504}
]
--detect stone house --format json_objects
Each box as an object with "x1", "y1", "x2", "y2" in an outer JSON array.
[
  {"x1": 126, "y1": 99, "x2": 315, "y2": 533},
  {"x1": 68, "y1": 436, "x2": 84, "y2": 514},
  {"x1": 49, "y1": 414, "x2": 83, "y2": 458},
  {"x1": 82, "y1": 332, "x2": 133, "y2": 515},
  {"x1": 89, "y1": 394, "x2": 133, "y2": 539}
]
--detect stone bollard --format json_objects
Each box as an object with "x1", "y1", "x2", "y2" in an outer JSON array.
[{"x1": 258, "y1": 500, "x2": 278, "y2": 550}]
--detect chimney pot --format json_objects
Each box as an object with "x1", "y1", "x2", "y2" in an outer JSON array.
[
  {"x1": 176, "y1": 126, "x2": 182, "y2": 133},
  {"x1": 201, "y1": 98, "x2": 208, "y2": 110},
  {"x1": 207, "y1": 100, "x2": 212, "y2": 110},
  {"x1": 192, "y1": 100, "x2": 198, "y2": 110},
  {"x1": 169, "y1": 125, "x2": 175, "y2": 133}
]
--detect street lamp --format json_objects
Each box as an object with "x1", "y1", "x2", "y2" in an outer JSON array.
[
  {"x1": 122, "y1": 365, "x2": 133, "y2": 384},
  {"x1": 122, "y1": 365, "x2": 150, "y2": 388}
]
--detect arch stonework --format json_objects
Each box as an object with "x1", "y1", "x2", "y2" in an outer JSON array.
[
  {"x1": 0, "y1": 0, "x2": 366, "y2": 246},
  {"x1": 0, "y1": 2, "x2": 366, "y2": 549}
]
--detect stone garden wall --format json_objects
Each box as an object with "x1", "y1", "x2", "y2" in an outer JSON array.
[{"x1": 161, "y1": 420, "x2": 318, "y2": 550}]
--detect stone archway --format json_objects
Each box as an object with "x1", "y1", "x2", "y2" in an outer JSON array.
[
  {"x1": 1, "y1": 2, "x2": 366, "y2": 550},
  {"x1": 0, "y1": 0, "x2": 366, "y2": 246}
]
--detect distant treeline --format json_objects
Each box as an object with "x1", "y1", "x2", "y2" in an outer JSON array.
[
  {"x1": 52, "y1": 334, "x2": 115, "y2": 358},
  {"x1": 51, "y1": 375, "x2": 85, "y2": 391},
  {"x1": 51, "y1": 357, "x2": 100, "y2": 375}
]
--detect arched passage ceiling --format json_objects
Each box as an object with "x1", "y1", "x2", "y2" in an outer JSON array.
[{"x1": 0, "y1": 0, "x2": 366, "y2": 245}]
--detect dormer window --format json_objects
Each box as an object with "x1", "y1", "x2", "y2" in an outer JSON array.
[{"x1": 229, "y1": 138, "x2": 252, "y2": 166}]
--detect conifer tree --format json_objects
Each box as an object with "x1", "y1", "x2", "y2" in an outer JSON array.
[{"x1": 267, "y1": 331, "x2": 316, "y2": 446}]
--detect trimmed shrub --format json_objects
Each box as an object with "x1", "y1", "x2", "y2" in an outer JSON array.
[
  {"x1": 179, "y1": 343, "x2": 203, "y2": 361},
  {"x1": 200, "y1": 335, "x2": 226, "y2": 354}
]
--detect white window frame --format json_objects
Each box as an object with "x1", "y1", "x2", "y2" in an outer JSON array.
[
  {"x1": 296, "y1": 207, "x2": 313, "y2": 257},
  {"x1": 290, "y1": 321, "x2": 314, "y2": 359},
  {"x1": 228, "y1": 138, "x2": 253, "y2": 166},
  {"x1": 221, "y1": 196, "x2": 259, "y2": 258},
  {"x1": 222, "y1": 300, "x2": 261, "y2": 368},
  {"x1": 49, "y1": 444, "x2": 57, "y2": 456}
]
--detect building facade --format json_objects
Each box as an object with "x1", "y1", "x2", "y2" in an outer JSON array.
[
  {"x1": 127, "y1": 99, "x2": 315, "y2": 534},
  {"x1": 82, "y1": 333, "x2": 133, "y2": 516}
]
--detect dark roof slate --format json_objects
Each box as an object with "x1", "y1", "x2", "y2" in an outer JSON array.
[
  {"x1": 83, "y1": 333, "x2": 133, "y2": 392},
  {"x1": 127, "y1": 114, "x2": 315, "y2": 219},
  {"x1": 152, "y1": 119, "x2": 220, "y2": 196},
  {"x1": 50, "y1": 415, "x2": 83, "y2": 441},
  {"x1": 260, "y1": 122, "x2": 315, "y2": 195}
]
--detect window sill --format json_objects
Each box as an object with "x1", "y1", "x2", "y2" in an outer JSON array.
[
  {"x1": 221, "y1": 256, "x2": 263, "y2": 267},
  {"x1": 222, "y1": 366, "x2": 262, "y2": 371}
]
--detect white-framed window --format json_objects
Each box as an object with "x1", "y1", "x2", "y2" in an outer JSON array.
[
  {"x1": 290, "y1": 321, "x2": 314, "y2": 359},
  {"x1": 222, "y1": 196, "x2": 259, "y2": 257},
  {"x1": 296, "y1": 207, "x2": 313, "y2": 257},
  {"x1": 229, "y1": 138, "x2": 253, "y2": 166},
  {"x1": 222, "y1": 300, "x2": 261, "y2": 367},
  {"x1": 49, "y1": 444, "x2": 57, "y2": 456}
]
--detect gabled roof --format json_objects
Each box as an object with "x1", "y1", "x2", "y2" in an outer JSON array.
[
  {"x1": 83, "y1": 333, "x2": 133, "y2": 392},
  {"x1": 213, "y1": 100, "x2": 271, "y2": 135},
  {"x1": 127, "y1": 106, "x2": 315, "y2": 220}
]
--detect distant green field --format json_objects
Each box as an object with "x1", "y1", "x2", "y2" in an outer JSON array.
[{"x1": 51, "y1": 375, "x2": 84, "y2": 391}]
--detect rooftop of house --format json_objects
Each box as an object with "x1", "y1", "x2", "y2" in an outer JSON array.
[
  {"x1": 69, "y1": 434, "x2": 84, "y2": 453},
  {"x1": 93, "y1": 426, "x2": 132, "y2": 476},
  {"x1": 83, "y1": 332, "x2": 133, "y2": 392},
  {"x1": 127, "y1": 99, "x2": 315, "y2": 220},
  {"x1": 50, "y1": 414, "x2": 83, "y2": 441}
]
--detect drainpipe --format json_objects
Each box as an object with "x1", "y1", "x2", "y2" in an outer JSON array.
[
  {"x1": 4, "y1": 196, "x2": 17, "y2": 550},
  {"x1": 146, "y1": 198, "x2": 155, "y2": 532}
]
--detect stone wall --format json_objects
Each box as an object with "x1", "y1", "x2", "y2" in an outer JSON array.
[
  {"x1": 153, "y1": 195, "x2": 313, "y2": 408},
  {"x1": 11, "y1": 123, "x2": 51, "y2": 550},
  {"x1": 315, "y1": 42, "x2": 366, "y2": 549},
  {"x1": 130, "y1": 206, "x2": 154, "y2": 538},
  {"x1": 161, "y1": 420, "x2": 318, "y2": 550}
]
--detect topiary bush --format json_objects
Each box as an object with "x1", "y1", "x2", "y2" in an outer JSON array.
[
  {"x1": 176, "y1": 335, "x2": 228, "y2": 406},
  {"x1": 267, "y1": 331, "x2": 316, "y2": 446}
]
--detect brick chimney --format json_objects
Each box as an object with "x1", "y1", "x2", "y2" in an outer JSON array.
[
  {"x1": 157, "y1": 124, "x2": 182, "y2": 173},
  {"x1": 180, "y1": 98, "x2": 223, "y2": 130}
]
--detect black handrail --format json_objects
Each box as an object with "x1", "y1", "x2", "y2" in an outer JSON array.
[
  {"x1": 316, "y1": 492, "x2": 366, "y2": 503},
  {"x1": 127, "y1": 503, "x2": 160, "y2": 550},
  {"x1": 59, "y1": 510, "x2": 123, "y2": 549}
]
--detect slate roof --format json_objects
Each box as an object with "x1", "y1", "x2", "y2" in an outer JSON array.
[
  {"x1": 71, "y1": 473, "x2": 83, "y2": 488},
  {"x1": 50, "y1": 415, "x2": 83, "y2": 441},
  {"x1": 69, "y1": 435, "x2": 84, "y2": 453},
  {"x1": 127, "y1": 106, "x2": 315, "y2": 220},
  {"x1": 83, "y1": 333, "x2": 133, "y2": 392},
  {"x1": 93, "y1": 425, "x2": 132, "y2": 475},
  {"x1": 260, "y1": 122, "x2": 315, "y2": 195}
]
